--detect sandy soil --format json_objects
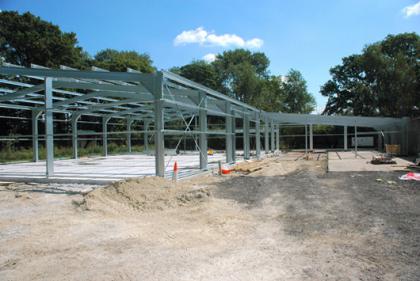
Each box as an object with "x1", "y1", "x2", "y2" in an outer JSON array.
[{"x1": 0, "y1": 156, "x2": 419, "y2": 281}]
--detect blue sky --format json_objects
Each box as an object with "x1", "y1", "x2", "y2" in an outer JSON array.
[{"x1": 1, "y1": 0, "x2": 419, "y2": 112}]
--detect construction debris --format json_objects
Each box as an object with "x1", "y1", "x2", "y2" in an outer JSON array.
[
  {"x1": 399, "y1": 172, "x2": 420, "y2": 181},
  {"x1": 371, "y1": 154, "x2": 397, "y2": 165}
]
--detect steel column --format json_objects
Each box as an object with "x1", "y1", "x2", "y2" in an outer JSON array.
[
  {"x1": 31, "y1": 110, "x2": 42, "y2": 162},
  {"x1": 305, "y1": 125, "x2": 308, "y2": 155},
  {"x1": 144, "y1": 120, "x2": 150, "y2": 153},
  {"x1": 344, "y1": 126, "x2": 348, "y2": 150},
  {"x1": 377, "y1": 131, "x2": 382, "y2": 152},
  {"x1": 270, "y1": 121, "x2": 275, "y2": 153},
  {"x1": 44, "y1": 77, "x2": 54, "y2": 178},
  {"x1": 71, "y1": 114, "x2": 81, "y2": 159},
  {"x1": 255, "y1": 113, "x2": 261, "y2": 159},
  {"x1": 102, "y1": 117, "x2": 111, "y2": 157},
  {"x1": 243, "y1": 114, "x2": 250, "y2": 159},
  {"x1": 354, "y1": 126, "x2": 358, "y2": 158},
  {"x1": 199, "y1": 92, "x2": 208, "y2": 170},
  {"x1": 264, "y1": 118, "x2": 269, "y2": 154},
  {"x1": 153, "y1": 73, "x2": 165, "y2": 177},
  {"x1": 127, "y1": 119, "x2": 133, "y2": 153},
  {"x1": 276, "y1": 124, "x2": 280, "y2": 151},
  {"x1": 400, "y1": 117, "x2": 410, "y2": 155},
  {"x1": 232, "y1": 117, "x2": 236, "y2": 162},
  {"x1": 225, "y1": 102, "x2": 233, "y2": 163},
  {"x1": 309, "y1": 124, "x2": 313, "y2": 151}
]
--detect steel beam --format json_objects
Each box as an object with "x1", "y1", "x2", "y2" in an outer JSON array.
[
  {"x1": 162, "y1": 99, "x2": 229, "y2": 117},
  {"x1": 44, "y1": 78, "x2": 54, "y2": 177},
  {"x1": 162, "y1": 70, "x2": 259, "y2": 113},
  {"x1": 0, "y1": 84, "x2": 44, "y2": 101},
  {"x1": 0, "y1": 66, "x2": 153, "y2": 83},
  {"x1": 53, "y1": 81, "x2": 148, "y2": 93},
  {"x1": 268, "y1": 112, "x2": 403, "y2": 128},
  {"x1": 31, "y1": 110, "x2": 42, "y2": 162},
  {"x1": 53, "y1": 91, "x2": 148, "y2": 108},
  {"x1": 199, "y1": 92, "x2": 208, "y2": 170}
]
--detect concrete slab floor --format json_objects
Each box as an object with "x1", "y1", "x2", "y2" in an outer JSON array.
[
  {"x1": 0, "y1": 152, "x2": 249, "y2": 184},
  {"x1": 328, "y1": 150, "x2": 413, "y2": 172}
]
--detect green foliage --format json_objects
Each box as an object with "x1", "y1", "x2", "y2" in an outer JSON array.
[
  {"x1": 176, "y1": 60, "x2": 219, "y2": 89},
  {"x1": 0, "y1": 143, "x2": 146, "y2": 163},
  {"x1": 321, "y1": 33, "x2": 420, "y2": 117},
  {"x1": 281, "y1": 69, "x2": 316, "y2": 114},
  {"x1": 172, "y1": 49, "x2": 315, "y2": 114},
  {"x1": 313, "y1": 124, "x2": 335, "y2": 134},
  {"x1": 0, "y1": 11, "x2": 88, "y2": 68},
  {"x1": 93, "y1": 49, "x2": 155, "y2": 73},
  {"x1": 213, "y1": 49, "x2": 269, "y2": 103},
  {"x1": 256, "y1": 76, "x2": 284, "y2": 111}
]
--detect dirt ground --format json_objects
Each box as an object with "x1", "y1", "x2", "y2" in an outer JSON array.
[{"x1": 0, "y1": 155, "x2": 419, "y2": 281}]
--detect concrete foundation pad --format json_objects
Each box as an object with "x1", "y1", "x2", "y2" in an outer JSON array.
[
  {"x1": 328, "y1": 151, "x2": 412, "y2": 172},
  {"x1": 0, "y1": 152, "x2": 238, "y2": 184}
]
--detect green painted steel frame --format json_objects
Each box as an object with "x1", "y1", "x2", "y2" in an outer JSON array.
[{"x1": 0, "y1": 62, "x2": 410, "y2": 179}]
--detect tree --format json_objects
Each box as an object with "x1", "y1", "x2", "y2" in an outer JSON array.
[
  {"x1": 281, "y1": 69, "x2": 316, "y2": 114},
  {"x1": 212, "y1": 49, "x2": 270, "y2": 103},
  {"x1": 173, "y1": 60, "x2": 219, "y2": 89},
  {"x1": 252, "y1": 76, "x2": 284, "y2": 112},
  {"x1": 321, "y1": 33, "x2": 420, "y2": 117},
  {"x1": 172, "y1": 50, "x2": 315, "y2": 114},
  {"x1": 0, "y1": 11, "x2": 88, "y2": 68},
  {"x1": 93, "y1": 49, "x2": 155, "y2": 73}
]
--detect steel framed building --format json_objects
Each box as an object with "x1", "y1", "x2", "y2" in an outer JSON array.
[{"x1": 0, "y1": 63, "x2": 410, "y2": 182}]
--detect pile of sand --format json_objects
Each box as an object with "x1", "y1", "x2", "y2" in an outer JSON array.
[
  {"x1": 81, "y1": 177, "x2": 211, "y2": 213},
  {"x1": 232, "y1": 158, "x2": 302, "y2": 177},
  {"x1": 233, "y1": 159, "x2": 269, "y2": 174}
]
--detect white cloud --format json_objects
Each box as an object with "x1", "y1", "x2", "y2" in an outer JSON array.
[
  {"x1": 202, "y1": 53, "x2": 217, "y2": 63},
  {"x1": 174, "y1": 27, "x2": 263, "y2": 49},
  {"x1": 402, "y1": 1, "x2": 420, "y2": 17}
]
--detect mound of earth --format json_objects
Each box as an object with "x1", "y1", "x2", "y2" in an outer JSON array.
[{"x1": 81, "y1": 177, "x2": 211, "y2": 213}]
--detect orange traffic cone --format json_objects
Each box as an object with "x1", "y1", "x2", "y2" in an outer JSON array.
[{"x1": 172, "y1": 161, "x2": 178, "y2": 181}]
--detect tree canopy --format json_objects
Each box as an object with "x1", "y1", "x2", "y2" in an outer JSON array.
[
  {"x1": 0, "y1": 11, "x2": 88, "y2": 68},
  {"x1": 213, "y1": 49, "x2": 270, "y2": 103},
  {"x1": 281, "y1": 69, "x2": 316, "y2": 114},
  {"x1": 172, "y1": 60, "x2": 219, "y2": 89},
  {"x1": 172, "y1": 50, "x2": 315, "y2": 114},
  {"x1": 93, "y1": 49, "x2": 154, "y2": 73},
  {"x1": 321, "y1": 33, "x2": 420, "y2": 117}
]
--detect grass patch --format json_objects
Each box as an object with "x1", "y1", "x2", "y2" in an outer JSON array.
[{"x1": 0, "y1": 143, "x2": 146, "y2": 163}]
